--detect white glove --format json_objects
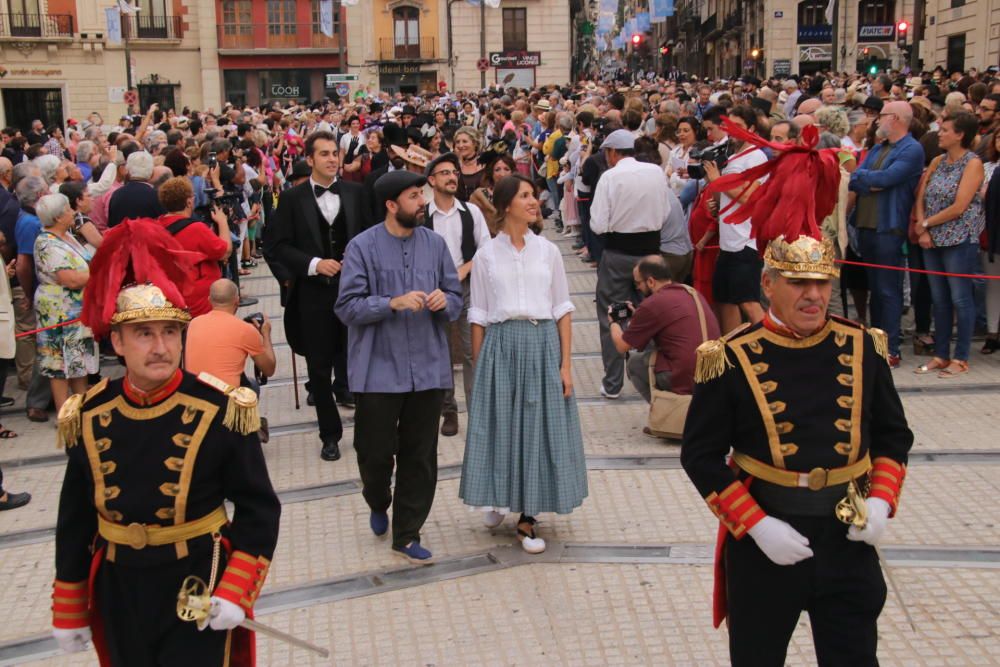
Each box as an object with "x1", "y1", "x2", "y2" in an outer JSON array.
[
  {"x1": 747, "y1": 516, "x2": 814, "y2": 566},
  {"x1": 53, "y1": 627, "x2": 91, "y2": 653},
  {"x1": 199, "y1": 596, "x2": 246, "y2": 632},
  {"x1": 846, "y1": 497, "x2": 891, "y2": 546}
]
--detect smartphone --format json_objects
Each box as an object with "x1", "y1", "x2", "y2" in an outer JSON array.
[{"x1": 208, "y1": 152, "x2": 218, "y2": 170}]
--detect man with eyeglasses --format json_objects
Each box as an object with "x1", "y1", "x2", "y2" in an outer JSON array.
[
  {"x1": 423, "y1": 152, "x2": 490, "y2": 437},
  {"x1": 848, "y1": 101, "x2": 924, "y2": 369},
  {"x1": 974, "y1": 93, "x2": 1000, "y2": 160}
]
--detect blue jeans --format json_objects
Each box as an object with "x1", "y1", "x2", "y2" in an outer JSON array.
[
  {"x1": 924, "y1": 241, "x2": 978, "y2": 361},
  {"x1": 858, "y1": 230, "x2": 905, "y2": 357},
  {"x1": 546, "y1": 176, "x2": 561, "y2": 218}
]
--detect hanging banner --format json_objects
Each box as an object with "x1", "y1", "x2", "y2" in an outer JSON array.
[
  {"x1": 319, "y1": 0, "x2": 334, "y2": 37},
  {"x1": 650, "y1": 0, "x2": 672, "y2": 22},
  {"x1": 636, "y1": 12, "x2": 650, "y2": 32},
  {"x1": 105, "y1": 7, "x2": 122, "y2": 45}
]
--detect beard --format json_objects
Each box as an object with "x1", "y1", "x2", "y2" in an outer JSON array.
[
  {"x1": 875, "y1": 124, "x2": 888, "y2": 140},
  {"x1": 396, "y1": 208, "x2": 425, "y2": 229}
]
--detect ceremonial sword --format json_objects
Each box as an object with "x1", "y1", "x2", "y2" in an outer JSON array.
[
  {"x1": 836, "y1": 481, "x2": 918, "y2": 632},
  {"x1": 178, "y1": 575, "x2": 330, "y2": 658}
]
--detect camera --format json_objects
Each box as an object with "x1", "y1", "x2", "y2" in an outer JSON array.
[
  {"x1": 608, "y1": 301, "x2": 632, "y2": 324},
  {"x1": 687, "y1": 142, "x2": 734, "y2": 181},
  {"x1": 243, "y1": 312, "x2": 265, "y2": 328},
  {"x1": 208, "y1": 152, "x2": 218, "y2": 170}
]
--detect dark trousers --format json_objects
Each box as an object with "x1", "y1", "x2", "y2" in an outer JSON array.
[
  {"x1": 725, "y1": 514, "x2": 887, "y2": 667},
  {"x1": 354, "y1": 390, "x2": 444, "y2": 549},
  {"x1": 906, "y1": 242, "x2": 933, "y2": 335},
  {"x1": 96, "y1": 550, "x2": 230, "y2": 666},
  {"x1": 299, "y1": 303, "x2": 346, "y2": 445},
  {"x1": 859, "y1": 230, "x2": 905, "y2": 357}
]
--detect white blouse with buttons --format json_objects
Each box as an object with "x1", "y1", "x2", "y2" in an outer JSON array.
[{"x1": 468, "y1": 231, "x2": 575, "y2": 327}]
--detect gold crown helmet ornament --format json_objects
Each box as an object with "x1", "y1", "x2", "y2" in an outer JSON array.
[
  {"x1": 110, "y1": 284, "x2": 192, "y2": 328},
  {"x1": 763, "y1": 235, "x2": 840, "y2": 280}
]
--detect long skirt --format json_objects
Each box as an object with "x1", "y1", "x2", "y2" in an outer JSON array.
[{"x1": 459, "y1": 319, "x2": 588, "y2": 516}]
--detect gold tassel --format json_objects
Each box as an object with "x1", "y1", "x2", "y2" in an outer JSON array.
[
  {"x1": 57, "y1": 393, "x2": 84, "y2": 449},
  {"x1": 694, "y1": 339, "x2": 733, "y2": 384},
  {"x1": 867, "y1": 327, "x2": 890, "y2": 363},
  {"x1": 223, "y1": 387, "x2": 261, "y2": 436}
]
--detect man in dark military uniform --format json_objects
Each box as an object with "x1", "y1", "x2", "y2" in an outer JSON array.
[
  {"x1": 681, "y1": 121, "x2": 914, "y2": 666},
  {"x1": 50, "y1": 219, "x2": 281, "y2": 667}
]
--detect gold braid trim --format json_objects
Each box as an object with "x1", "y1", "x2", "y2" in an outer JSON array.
[
  {"x1": 57, "y1": 394, "x2": 84, "y2": 449},
  {"x1": 867, "y1": 327, "x2": 890, "y2": 363},
  {"x1": 223, "y1": 387, "x2": 261, "y2": 436}
]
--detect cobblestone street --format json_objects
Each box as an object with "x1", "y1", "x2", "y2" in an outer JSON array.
[{"x1": 0, "y1": 228, "x2": 997, "y2": 667}]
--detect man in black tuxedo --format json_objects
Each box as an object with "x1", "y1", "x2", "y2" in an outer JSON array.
[{"x1": 268, "y1": 131, "x2": 371, "y2": 461}]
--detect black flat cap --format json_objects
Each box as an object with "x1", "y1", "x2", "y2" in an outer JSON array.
[
  {"x1": 374, "y1": 170, "x2": 426, "y2": 203},
  {"x1": 862, "y1": 96, "x2": 884, "y2": 112},
  {"x1": 425, "y1": 152, "x2": 460, "y2": 178}
]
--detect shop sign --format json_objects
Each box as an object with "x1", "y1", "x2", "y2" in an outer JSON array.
[
  {"x1": 489, "y1": 51, "x2": 541, "y2": 68},
  {"x1": 799, "y1": 45, "x2": 832, "y2": 62},
  {"x1": 378, "y1": 64, "x2": 422, "y2": 74},
  {"x1": 270, "y1": 84, "x2": 301, "y2": 97},
  {"x1": 0, "y1": 67, "x2": 63, "y2": 77},
  {"x1": 773, "y1": 59, "x2": 792, "y2": 76},
  {"x1": 325, "y1": 73, "x2": 358, "y2": 86},
  {"x1": 858, "y1": 25, "x2": 894, "y2": 42},
  {"x1": 797, "y1": 25, "x2": 832, "y2": 45}
]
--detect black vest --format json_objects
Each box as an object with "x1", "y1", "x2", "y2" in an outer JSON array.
[
  {"x1": 425, "y1": 202, "x2": 476, "y2": 263},
  {"x1": 314, "y1": 197, "x2": 347, "y2": 262}
]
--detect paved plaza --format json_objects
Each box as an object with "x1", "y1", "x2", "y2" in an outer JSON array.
[{"x1": 0, "y1": 228, "x2": 998, "y2": 666}]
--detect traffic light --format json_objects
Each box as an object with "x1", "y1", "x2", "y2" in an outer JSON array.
[
  {"x1": 869, "y1": 63, "x2": 878, "y2": 74},
  {"x1": 631, "y1": 34, "x2": 642, "y2": 46},
  {"x1": 862, "y1": 47, "x2": 870, "y2": 56},
  {"x1": 750, "y1": 48, "x2": 761, "y2": 60},
  {"x1": 897, "y1": 20, "x2": 908, "y2": 48},
  {"x1": 659, "y1": 44, "x2": 670, "y2": 56}
]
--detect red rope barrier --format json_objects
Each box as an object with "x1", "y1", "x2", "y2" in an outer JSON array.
[
  {"x1": 696, "y1": 246, "x2": 1000, "y2": 280},
  {"x1": 16, "y1": 318, "x2": 81, "y2": 339}
]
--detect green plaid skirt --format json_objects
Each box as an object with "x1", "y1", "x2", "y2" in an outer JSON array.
[{"x1": 459, "y1": 319, "x2": 588, "y2": 515}]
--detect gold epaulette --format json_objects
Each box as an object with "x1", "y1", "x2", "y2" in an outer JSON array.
[
  {"x1": 196, "y1": 372, "x2": 261, "y2": 436},
  {"x1": 866, "y1": 327, "x2": 890, "y2": 363},
  {"x1": 694, "y1": 322, "x2": 751, "y2": 384},
  {"x1": 57, "y1": 394, "x2": 84, "y2": 449}
]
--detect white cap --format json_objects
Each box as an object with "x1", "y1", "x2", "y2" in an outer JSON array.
[{"x1": 599, "y1": 129, "x2": 635, "y2": 151}]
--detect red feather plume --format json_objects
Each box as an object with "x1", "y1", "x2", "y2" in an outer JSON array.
[
  {"x1": 705, "y1": 118, "x2": 842, "y2": 256},
  {"x1": 82, "y1": 218, "x2": 199, "y2": 339}
]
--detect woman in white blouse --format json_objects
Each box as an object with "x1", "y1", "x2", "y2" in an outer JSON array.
[{"x1": 459, "y1": 175, "x2": 588, "y2": 554}]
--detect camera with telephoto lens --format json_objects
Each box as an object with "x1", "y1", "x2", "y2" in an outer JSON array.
[
  {"x1": 687, "y1": 141, "x2": 734, "y2": 181},
  {"x1": 608, "y1": 301, "x2": 632, "y2": 324}
]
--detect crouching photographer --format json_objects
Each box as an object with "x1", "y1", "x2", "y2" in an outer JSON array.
[
  {"x1": 607, "y1": 255, "x2": 720, "y2": 438},
  {"x1": 185, "y1": 278, "x2": 276, "y2": 440}
]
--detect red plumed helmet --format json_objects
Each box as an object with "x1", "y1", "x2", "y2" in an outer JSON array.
[{"x1": 81, "y1": 218, "x2": 198, "y2": 339}]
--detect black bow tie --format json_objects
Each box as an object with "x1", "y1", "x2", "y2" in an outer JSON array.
[{"x1": 314, "y1": 181, "x2": 341, "y2": 198}]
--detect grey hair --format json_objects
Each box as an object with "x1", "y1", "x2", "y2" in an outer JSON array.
[
  {"x1": 11, "y1": 162, "x2": 40, "y2": 190},
  {"x1": 557, "y1": 113, "x2": 574, "y2": 132},
  {"x1": 76, "y1": 140, "x2": 97, "y2": 164},
  {"x1": 15, "y1": 176, "x2": 48, "y2": 208},
  {"x1": 36, "y1": 193, "x2": 72, "y2": 228},
  {"x1": 817, "y1": 131, "x2": 843, "y2": 150},
  {"x1": 34, "y1": 154, "x2": 61, "y2": 184},
  {"x1": 126, "y1": 151, "x2": 155, "y2": 180},
  {"x1": 84, "y1": 126, "x2": 102, "y2": 141}
]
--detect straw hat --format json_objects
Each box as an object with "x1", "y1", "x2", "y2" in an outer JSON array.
[{"x1": 390, "y1": 144, "x2": 433, "y2": 170}]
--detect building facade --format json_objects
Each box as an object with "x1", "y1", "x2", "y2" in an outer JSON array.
[
  {"x1": 921, "y1": 0, "x2": 1000, "y2": 72},
  {"x1": 0, "y1": 0, "x2": 212, "y2": 132}
]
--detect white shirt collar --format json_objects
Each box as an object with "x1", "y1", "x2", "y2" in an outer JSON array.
[
  {"x1": 309, "y1": 175, "x2": 338, "y2": 194},
  {"x1": 428, "y1": 197, "x2": 463, "y2": 217}
]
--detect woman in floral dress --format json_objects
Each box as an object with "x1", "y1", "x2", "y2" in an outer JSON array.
[{"x1": 33, "y1": 193, "x2": 95, "y2": 412}]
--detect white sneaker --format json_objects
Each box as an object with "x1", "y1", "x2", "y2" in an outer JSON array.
[
  {"x1": 600, "y1": 385, "x2": 621, "y2": 399},
  {"x1": 519, "y1": 534, "x2": 546, "y2": 554},
  {"x1": 483, "y1": 510, "x2": 506, "y2": 529}
]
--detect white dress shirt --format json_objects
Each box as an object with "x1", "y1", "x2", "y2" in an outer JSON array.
[
  {"x1": 427, "y1": 198, "x2": 491, "y2": 272},
  {"x1": 307, "y1": 176, "x2": 342, "y2": 276},
  {"x1": 718, "y1": 147, "x2": 768, "y2": 253},
  {"x1": 589, "y1": 157, "x2": 669, "y2": 235},
  {"x1": 468, "y1": 232, "x2": 575, "y2": 326}
]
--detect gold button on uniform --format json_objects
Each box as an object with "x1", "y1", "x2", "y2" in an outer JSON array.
[
  {"x1": 125, "y1": 523, "x2": 148, "y2": 549},
  {"x1": 807, "y1": 468, "x2": 828, "y2": 491}
]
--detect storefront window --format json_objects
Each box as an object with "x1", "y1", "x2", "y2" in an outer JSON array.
[
  {"x1": 259, "y1": 70, "x2": 310, "y2": 104},
  {"x1": 224, "y1": 70, "x2": 248, "y2": 109}
]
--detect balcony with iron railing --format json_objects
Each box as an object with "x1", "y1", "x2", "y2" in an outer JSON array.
[
  {"x1": 0, "y1": 13, "x2": 73, "y2": 39},
  {"x1": 217, "y1": 24, "x2": 341, "y2": 51},
  {"x1": 122, "y1": 14, "x2": 183, "y2": 40},
  {"x1": 378, "y1": 37, "x2": 436, "y2": 61}
]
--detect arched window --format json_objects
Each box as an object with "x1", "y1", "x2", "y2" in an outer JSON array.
[
  {"x1": 858, "y1": 0, "x2": 894, "y2": 26},
  {"x1": 393, "y1": 7, "x2": 420, "y2": 59}
]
